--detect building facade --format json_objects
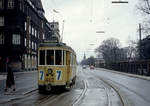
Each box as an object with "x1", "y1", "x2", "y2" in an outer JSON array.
[{"x1": 0, "y1": 0, "x2": 52, "y2": 72}]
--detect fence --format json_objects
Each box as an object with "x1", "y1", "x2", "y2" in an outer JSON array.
[{"x1": 97, "y1": 60, "x2": 150, "y2": 76}]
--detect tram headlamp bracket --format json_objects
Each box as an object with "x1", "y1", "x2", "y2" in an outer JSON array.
[{"x1": 48, "y1": 68, "x2": 53, "y2": 74}]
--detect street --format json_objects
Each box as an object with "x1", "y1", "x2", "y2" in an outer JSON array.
[{"x1": 0, "y1": 66, "x2": 150, "y2": 106}]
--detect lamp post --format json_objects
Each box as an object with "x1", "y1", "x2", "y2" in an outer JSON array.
[
  {"x1": 112, "y1": 0, "x2": 128, "y2": 3},
  {"x1": 96, "y1": 31, "x2": 105, "y2": 34}
]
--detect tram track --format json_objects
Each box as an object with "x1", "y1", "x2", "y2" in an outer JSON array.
[
  {"x1": 72, "y1": 76, "x2": 114, "y2": 106},
  {"x1": 82, "y1": 69, "x2": 124, "y2": 106},
  {"x1": 89, "y1": 70, "x2": 127, "y2": 106},
  {"x1": 104, "y1": 87, "x2": 111, "y2": 106},
  {"x1": 72, "y1": 80, "x2": 88, "y2": 106},
  {"x1": 34, "y1": 94, "x2": 59, "y2": 106}
]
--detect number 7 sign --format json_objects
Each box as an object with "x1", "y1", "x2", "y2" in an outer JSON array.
[{"x1": 56, "y1": 70, "x2": 62, "y2": 80}]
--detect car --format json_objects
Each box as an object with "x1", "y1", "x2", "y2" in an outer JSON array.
[
  {"x1": 82, "y1": 65, "x2": 86, "y2": 69},
  {"x1": 90, "y1": 65, "x2": 94, "y2": 69}
]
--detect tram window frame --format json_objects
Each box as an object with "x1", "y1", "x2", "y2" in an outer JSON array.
[
  {"x1": 39, "y1": 50, "x2": 45, "y2": 65},
  {"x1": 70, "y1": 53, "x2": 73, "y2": 66},
  {"x1": 47, "y1": 50, "x2": 54, "y2": 65},
  {"x1": 63, "y1": 50, "x2": 66, "y2": 65}
]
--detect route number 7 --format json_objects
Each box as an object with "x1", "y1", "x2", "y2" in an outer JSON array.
[
  {"x1": 39, "y1": 70, "x2": 44, "y2": 80},
  {"x1": 56, "y1": 70, "x2": 62, "y2": 80}
]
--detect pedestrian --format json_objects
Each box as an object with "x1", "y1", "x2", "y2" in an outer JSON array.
[{"x1": 5, "y1": 62, "x2": 16, "y2": 92}]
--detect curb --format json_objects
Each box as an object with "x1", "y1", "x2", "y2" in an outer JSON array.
[
  {"x1": 0, "y1": 71, "x2": 37, "y2": 76},
  {"x1": 0, "y1": 88, "x2": 37, "y2": 104}
]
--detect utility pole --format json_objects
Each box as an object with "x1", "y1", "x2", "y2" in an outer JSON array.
[{"x1": 139, "y1": 24, "x2": 142, "y2": 59}]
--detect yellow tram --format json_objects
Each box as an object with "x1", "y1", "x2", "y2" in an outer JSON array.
[{"x1": 38, "y1": 41, "x2": 77, "y2": 93}]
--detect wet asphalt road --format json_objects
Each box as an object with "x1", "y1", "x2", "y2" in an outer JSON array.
[
  {"x1": 1, "y1": 66, "x2": 150, "y2": 106},
  {"x1": 89, "y1": 68, "x2": 150, "y2": 106}
]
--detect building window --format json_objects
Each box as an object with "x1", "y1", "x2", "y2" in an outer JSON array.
[
  {"x1": 35, "y1": 43, "x2": 37, "y2": 50},
  {"x1": 8, "y1": 0, "x2": 14, "y2": 9},
  {"x1": 24, "y1": 54, "x2": 27, "y2": 69},
  {"x1": 22, "y1": 3, "x2": 24, "y2": 12},
  {"x1": 35, "y1": 29, "x2": 37, "y2": 37},
  {"x1": 32, "y1": 27, "x2": 34, "y2": 35},
  {"x1": 19, "y1": 2, "x2": 21, "y2": 10},
  {"x1": 12, "y1": 34, "x2": 21, "y2": 45},
  {"x1": 35, "y1": 56, "x2": 37, "y2": 68},
  {"x1": 0, "y1": 33, "x2": 4, "y2": 44},
  {"x1": 32, "y1": 42, "x2": 34, "y2": 49},
  {"x1": 0, "y1": 17, "x2": 4, "y2": 26},
  {"x1": 28, "y1": 55, "x2": 31, "y2": 69},
  {"x1": 24, "y1": 38, "x2": 26, "y2": 46},
  {"x1": 25, "y1": 22, "x2": 27, "y2": 31},
  {"x1": 42, "y1": 22, "x2": 44, "y2": 28},
  {"x1": 34, "y1": 43, "x2": 35, "y2": 50},
  {"x1": 0, "y1": 0, "x2": 4, "y2": 9},
  {"x1": 29, "y1": 25, "x2": 31, "y2": 34},
  {"x1": 43, "y1": 34, "x2": 45, "y2": 39},
  {"x1": 29, "y1": 40, "x2": 31, "y2": 48},
  {"x1": 38, "y1": 32, "x2": 40, "y2": 38}
]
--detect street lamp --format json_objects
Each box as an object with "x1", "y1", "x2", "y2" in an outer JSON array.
[
  {"x1": 112, "y1": 0, "x2": 128, "y2": 3},
  {"x1": 96, "y1": 31, "x2": 105, "y2": 34}
]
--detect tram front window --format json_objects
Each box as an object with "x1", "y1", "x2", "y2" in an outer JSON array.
[
  {"x1": 47, "y1": 50, "x2": 54, "y2": 65},
  {"x1": 55, "y1": 50, "x2": 62, "y2": 65}
]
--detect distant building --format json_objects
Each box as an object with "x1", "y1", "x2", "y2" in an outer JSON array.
[
  {"x1": 46, "y1": 22, "x2": 61, "y2": 43},
  {"x1": 140, "y1": 35, "x2": 150, "y2": 60},
  {"x1": 0, "y1": 0, "x2": 54, "y2": 72},
  {"x1": 95, "y1": 58, "x2": 105, "y2": 68}
]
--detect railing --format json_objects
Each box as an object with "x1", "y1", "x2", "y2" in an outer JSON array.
[{"x1": 96, "y1": 61, "x2": 150, "y2": 76}]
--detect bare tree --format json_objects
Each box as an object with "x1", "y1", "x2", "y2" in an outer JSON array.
[
  {"x1": 137, "y1": 0, "x2": 150, "y2": 34},
  {"x1": 137, "y1": 0, "x2": 150, "y2": 14},
  {"x1": 125, "y1": 40, "x2": 139, "y2": 61},
  {"x1": 95, "y1": 38, "x2": 123, "y2": 63}
]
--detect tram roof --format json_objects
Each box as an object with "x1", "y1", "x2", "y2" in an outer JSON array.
[{"x1": 39, "y1": 42, "x2": 76, "y2": 55}]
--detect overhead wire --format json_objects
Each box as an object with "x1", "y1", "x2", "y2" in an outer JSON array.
[{"x1": 90, "y1": 0, "x2": 94, "y2": 23}]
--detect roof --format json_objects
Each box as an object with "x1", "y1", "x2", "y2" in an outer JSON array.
[
  {"x1": 39, "y1": 42, "x2": 76, "y2": 56},
  {"x1": 30, "y1": 0, "x2": 44, "y2": 12}
]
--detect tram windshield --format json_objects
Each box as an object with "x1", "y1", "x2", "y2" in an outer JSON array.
[
  {"x1": 47, "y1": 50, "x2": 54, "y2": 65},
  {"x1": 39, "y1": 50, "x2": 64, "y2": 66},
  {"x1": 55, "y1": 50, "x2": 62, "y2": 65}
]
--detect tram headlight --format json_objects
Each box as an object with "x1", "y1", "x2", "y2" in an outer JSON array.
[{"x1": 48, "y1": 68, "x2": 53, "y2": 74}]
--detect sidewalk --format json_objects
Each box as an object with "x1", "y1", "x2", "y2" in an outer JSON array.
[
  {"x1": 0, "y1": 71, "x2": 38, "y2": 104},
  {"x1": 96, "y1": 68, "x2": 150, "y2": 81},
  {"x1": 0, "y1": 74, "x2": 6, "y2": 80}
]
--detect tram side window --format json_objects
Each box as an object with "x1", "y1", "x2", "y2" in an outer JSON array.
[
  {"x1": 47, "y1": 50, "x2": 54, "y2": 65},
  {"x1": 39, "y1": 50, "x2": 45, "y2": 65},
  {"x1": 55, "y1": 50, "x2": 62, "y2": 65}
]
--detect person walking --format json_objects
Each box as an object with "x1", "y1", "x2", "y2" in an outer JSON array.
[{"x1": 5, "y1": 62, "x2": 16, "y2": 92}]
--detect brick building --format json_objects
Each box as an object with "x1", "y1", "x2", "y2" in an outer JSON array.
[{"x1": 0, "y1": 0, "x2": 54, "y2": 72}]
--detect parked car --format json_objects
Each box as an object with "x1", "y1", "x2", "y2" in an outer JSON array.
[
  {"x1": 82, "y1": 65, "x2": 86, "y2": 69},
  {"x1": 90, "y1": 65, "x2": 94, "y2": 69}
]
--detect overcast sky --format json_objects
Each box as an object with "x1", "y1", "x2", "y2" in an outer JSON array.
[{"x1": 41, "y1": 0, "x2": 143, "y2": 62}]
